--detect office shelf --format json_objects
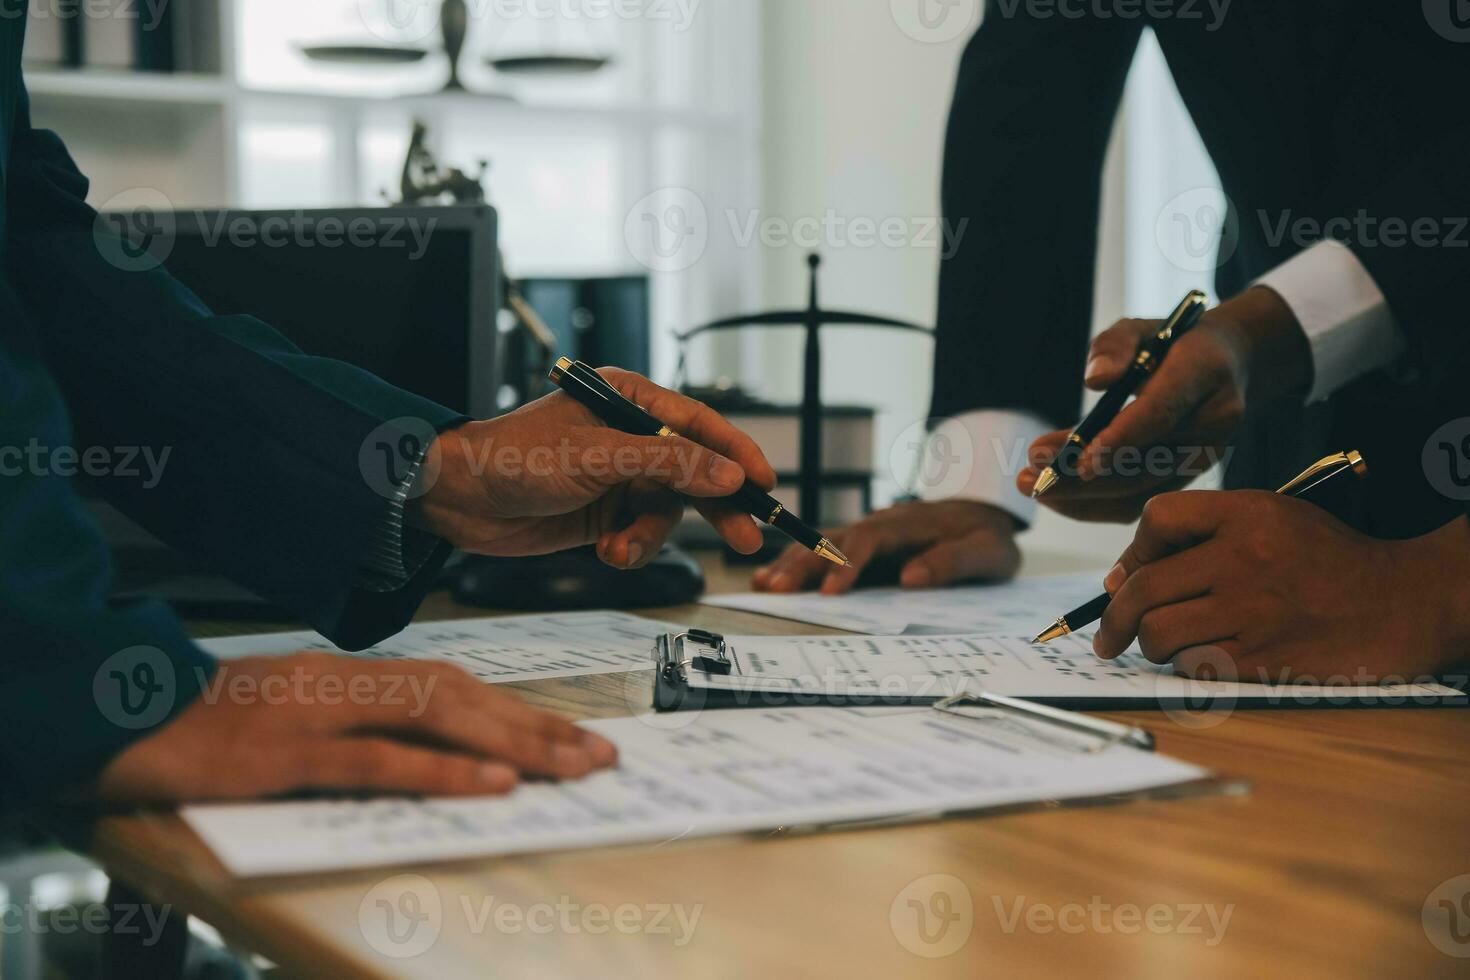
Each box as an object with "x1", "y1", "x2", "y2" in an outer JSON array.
[{"x1": 27, "y1": 69, "x2": 231, "y2": 108}]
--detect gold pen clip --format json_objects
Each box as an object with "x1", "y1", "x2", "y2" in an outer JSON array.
[
  {"x1": 1276, "y1": 450, "x2": 1367, "y2": 497},
  {"x1": 1152, "y1": 289, "x2": 1209, "y2": 344}
]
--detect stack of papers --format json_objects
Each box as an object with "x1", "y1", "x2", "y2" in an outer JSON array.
[
  {"x1": 198, "y1": 611, "x2": 677, "y2": 684},
  {"x1": 183, "y1": 704, "x2": 1210, "y2": 877}
]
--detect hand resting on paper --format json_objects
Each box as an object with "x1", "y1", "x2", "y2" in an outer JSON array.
[
  {"x1": 751, "y1": 499, "x2": 1021, "y2": 595},
  {"x1": 94, "y1": 654, "x2": 617, "y2": 803}
]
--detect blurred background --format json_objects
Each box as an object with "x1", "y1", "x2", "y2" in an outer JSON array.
[{"x1": 26, "y1": 0, "x2": 1224, "y2": 564}]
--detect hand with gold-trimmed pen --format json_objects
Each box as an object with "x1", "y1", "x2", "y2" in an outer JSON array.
[
  {"x1": 411, "y1": 365, "x2": 780, "y2": 567},
  {"x1": 1032, "y1": 450, "x2": 1366, "y2": 645},
  {"x1": 1018, "y1": 286, "x2": 1314, "y2": 523},
  {"x1": 1085, "y1": 491, "x2": 1470, "y2": 682},
  {"x1": 548, "y1": 359, "x2": 849, "y2": 568},
  {"x1": 1029, "y1": 291, "x2": 1207, "y2": 499}
]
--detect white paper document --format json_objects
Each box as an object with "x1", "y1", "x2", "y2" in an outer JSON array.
[
  {"x1": 197, "y1": 611, "x2": 678, "y2": 684},
  {"x1": 702, "y1": 572, "x2": 1107, "y2": 635},
  {"x1": 182, "y1": 704, "x2": 1210, "y2": 876},
  {"x1": 673, "y1": 631, "x2": 1465, "y2": 707}
]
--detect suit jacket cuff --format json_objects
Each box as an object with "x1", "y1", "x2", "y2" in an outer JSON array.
[{"x1": 355, "y1": 448, "x2": 443, "y2": 593}]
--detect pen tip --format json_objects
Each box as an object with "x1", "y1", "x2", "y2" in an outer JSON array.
[
  {"x1": 1031, "y1": 467, "x2": 1059, "y2": 498},
  {"x1": 814, "y1": 540, "x2": 850, "y2": 568},
  {"x1": 1031, "y1": 619, "x2": 1069, "y2": 645}
]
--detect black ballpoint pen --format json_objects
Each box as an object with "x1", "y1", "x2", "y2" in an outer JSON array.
[
  {"x1": 1031, "y1": 450, "x2": 1368, "y2": 644},
  {"x1": 1032, "y1": 290, "x2": 1209, "y2": 498},
  {"x1": 548, "y1": 357, "x2": 851, "y2": 568}
]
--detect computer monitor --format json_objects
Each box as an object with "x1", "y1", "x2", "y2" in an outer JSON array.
[{"x1": 156, "y1": 205, "x2": 500, "y2": 417}]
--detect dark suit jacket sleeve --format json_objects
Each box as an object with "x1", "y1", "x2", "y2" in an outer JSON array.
[
  {"x1": 3, "y1": 92, "x2": 467, "y2": 652},
  {"x1": 1299, "y1": 9, "x2": 1470, "y2": 392},
  {"x1": 0, "y1": 286, "x2": 219, "y2": 807},
  {"x1": 930, "y1": 5, "x2": 1142, "y2": 428},
  {"x1": 1340, "y1": 20, "x2": 1470, "y2": 381}
]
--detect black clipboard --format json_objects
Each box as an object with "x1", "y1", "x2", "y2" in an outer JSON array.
[
  {"x1": 652, "y1": 629, "x2": 1469, "y2": 716},
  {"x1": 652, "y1": 629, "x2": 1159, "y2": 750}
]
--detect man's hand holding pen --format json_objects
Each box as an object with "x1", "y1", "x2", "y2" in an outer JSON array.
[
  {"x1": 1092, "y1": 491, "x2": 1470, "y2": 681},
  {"x1": 1019, "y1": 286, "x2": 1313, "y2": 521},
  {"x1": 411, "y1": 367, "x2": 777, "y2": 567}
]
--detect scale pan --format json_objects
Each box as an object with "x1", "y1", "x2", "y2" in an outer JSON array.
[
  {"x1": 488, "y1": 54, "x2": 612, "y2": 74},
  {"x1": 299, "y1": 44, "x2": 431, "y2": 64}
]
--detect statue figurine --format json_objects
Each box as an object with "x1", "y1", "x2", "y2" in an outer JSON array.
[{"x1": 385, "y1": 120, "x2": 488, "y2": 206}]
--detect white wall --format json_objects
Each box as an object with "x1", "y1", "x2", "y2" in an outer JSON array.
[
  {"x1": 755, "y1": 0, "x2": 956, "y2": 500},
  {"x1": 754, "y1": 0, "x2": 1141, "y2": 564}
]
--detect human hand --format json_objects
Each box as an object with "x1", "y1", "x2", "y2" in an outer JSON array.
[
  {"x1": 413, "y1": 369, "x2": 777, "y2": 568},
  {"x1": 1092, "y1": 491, "x2": 1470, "y2": 683},
  {"x1": 94, "y1": 653, "x2": 618, "y2": 803},
  {"x1": 1018, "y1": 287, "x2": 1312, "y2": 522},
  {"x1": 751, "y1": 499, "x2": 1020, "y2": 595}
]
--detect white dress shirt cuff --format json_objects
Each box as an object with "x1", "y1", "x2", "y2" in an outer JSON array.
[
  {"x1": 1254, "y1": 240, "x2": 1405, "y2": 403},
  {"x1": 914, "y1": 409, "x2": 1052, "y2": 528}
]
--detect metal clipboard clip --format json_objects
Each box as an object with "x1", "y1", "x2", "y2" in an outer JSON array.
[
  {"x1": 934, "y1": 687, "x2": 1155, "y2": 753},
  {"x1": 658, "y1": 628, "x2": 738, "y2": 685},
  {"x1": 653, "y1": 628, "x2": 746, "y2": 712}
]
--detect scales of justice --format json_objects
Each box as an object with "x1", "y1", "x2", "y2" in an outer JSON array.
[{"x1": 677, "y1": 254, "x2": 933, "y2": 525}]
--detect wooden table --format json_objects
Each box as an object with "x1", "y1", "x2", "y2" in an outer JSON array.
[{"x1": 85, "y1": 557, "x2": 1470, "y2": 979}]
